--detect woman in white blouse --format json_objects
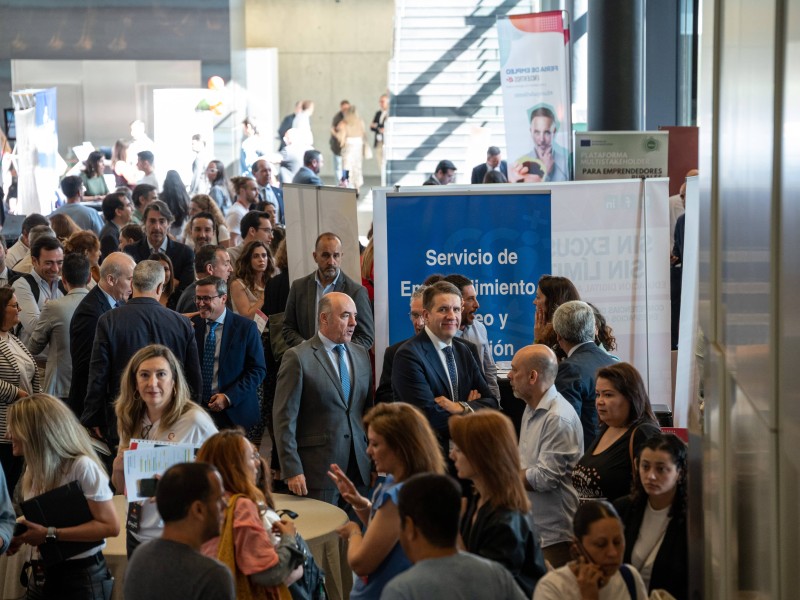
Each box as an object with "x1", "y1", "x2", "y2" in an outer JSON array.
[
  {"x1": 0, "y1": 287, "x2": 40, "y2": 497},
  {"x1": 7, "y1": 393, "x2": 119, "y2": 598},
  {"x1": 112, "y1": 344, "x2": 217, "y2": 558}
]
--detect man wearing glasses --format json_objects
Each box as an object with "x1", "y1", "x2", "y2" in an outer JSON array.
[
  {"x1": 191, "y1": 276, "x2": 266, "y2": 429},
  {"x1": 226, "y1": 210, "x2": 273, "y2": 266}
]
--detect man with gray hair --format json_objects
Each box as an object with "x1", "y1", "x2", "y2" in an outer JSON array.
[
  {"x1": 82, "y1": 260, "x2": 203, "y2": 448},
  {"x1": 552, "y1": 300, "x2": 617, "y2": 447},
  {"x1": 69, "y1": 252, "x2": 135, "y2": 417},
  {"x1": 509, "y1": 344, "x2": 583, "y2": 568}
]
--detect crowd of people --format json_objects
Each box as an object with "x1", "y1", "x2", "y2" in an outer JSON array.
[{"x1": 0, "y1": 111, "x2": 690, "y2": 600}]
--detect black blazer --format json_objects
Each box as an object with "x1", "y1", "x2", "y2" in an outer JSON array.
[
  {"x1": 391, "y1": 331, "x2": 496, "y2": 436},
  {"x1": 614, "y1": 495, "x2": 688, "y2": 599},
  {"x1": 471, "y1": 161, "x2": 509, "y2": 184},
  {"x1": 460, "y1": 493, "x2": 547, "y2": 597},
  {"x1": 68, "y1": 285, "x2": 114, "y2": 417},
  {"x1": 124, "y1": 238, "x2": 195, "y2": 295},
  {"x1": 81, "y1": 297, "x2": 203, "y2": 444}
]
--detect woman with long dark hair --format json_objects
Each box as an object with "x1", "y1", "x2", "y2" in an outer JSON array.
[
  {"x1": 81, "y1": 150, "x2": 109, "y2": 200},
  {"x1": 533, "y1": 275, "x2": 580, "y2": 351},
  {"x1": 613, "y1": 434, "x2": 688, "y2": 599},
  {"x1": 572, "y1": 363, "x2": 660, "y2": 503},
  {"x1": 206, "y1": 159, "x2": 232, "y2": 214},
  {"x1": 159, "y1": 170, "x2": 191, "y2": 240},
  {"x1": 231, "y1": 241, "x2": 275, "y2": 320},
  {"x1": 449, "y1": 410, "x2": 546, "y2": 597}
]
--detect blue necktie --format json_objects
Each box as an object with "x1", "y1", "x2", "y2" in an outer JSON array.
[
  {"x1": 443, "y1": 346, "x2": 459, "y2": 401},
  {"x1": 334, "y1": 344, "x2": 351, "y2": 403},
  {"x1": 202, "y1": 321, "x2": 219, "y2": 403}
]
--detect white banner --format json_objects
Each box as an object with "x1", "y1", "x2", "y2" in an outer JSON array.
[
  {"x1": 373, "y1": 178, "x2": 672, "y2": 406},
  {"x1": 498, "y1": 11, "x2": 572, "y2": 183},
  {"x1": 575, "y1": 131, "x2": 669, "y2": 180}
]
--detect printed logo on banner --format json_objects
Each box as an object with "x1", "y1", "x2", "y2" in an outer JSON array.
[{"x1": 386, "y1": 193, "x2": 551, "y2": 362}]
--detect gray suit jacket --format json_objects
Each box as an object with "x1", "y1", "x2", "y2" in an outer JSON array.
[
  {"x1": 273, "y1": 334, "x2": 372, "y2": 491},
  {"x1": 282, "y1": 271, "x2": 375, "y2": 349},
  {"x1": 27, "y1": 287, "x2": 89, "y2": 398}
]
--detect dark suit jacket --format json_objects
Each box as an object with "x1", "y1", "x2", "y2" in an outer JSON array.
[
  {"x1": 471, "y1": 160, "x2": 509, "y2": 184},
  {"x1": 282, "y1": 271, "x2": 374, "y2": 349},
  {"x1": 98, "y1": 221, "x2": 120, "y2": 262},
  {"x1": 68, "y1": 285, "x2": 114, "y2": 417},
  {"x1": 192, "y1": 310, "x2": 266, "y2": 429},
  {"x1": 554, "y1": 342, "x2": 618, "y2": 447},
  {"x1": 273, "y1": 334, "x2": 372, "y2": 491},
  {"x1": 291, "y1": 167, "x2": 322, "y2": 186},
  {"x1": 81, "y1": 297, "x2": 203, "y2": 444},
  {"x1": 376, "y1": 336, "x2": 482, "y2": 405},
  {"x1": 614, "y1": 495, "x2": 688, "y2": 599},
  {"x1": 391, "y1": 331, "x2": 496, "y2": 436},
  {"x1": 124, "y1": 238, "x2": 195, "y2": 294}
]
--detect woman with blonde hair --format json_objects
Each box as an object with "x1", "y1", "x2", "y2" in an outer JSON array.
[
  {"x1": 65, "y1": 230, "x2": 102, "y2": 285},
  {"x1": 336, "y1": 106, "x2": 370, "y2": 192},
  {"x1": 184, "y1": 193, "x2": 231, "y2": 248},
  {"x1": 114, "y1": 344, "x2": 217, "y2": 556},
  {"x1": 231, "y1": 240, "x2": 275, "y2": 320},
  {"x1": 329, "y1": 402, "x2": 445, "y2": 599},
  {"x1": 198, "y1": 430, "x2": 302, "y2": 599},
  {"x1": 7, "y1": 393, "x2": 118, "y2": 598},
  {"x1": 449, "y1": 410, "x2": 546, "y2": 597}
]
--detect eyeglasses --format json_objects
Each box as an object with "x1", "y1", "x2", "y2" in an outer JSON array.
[
  {"x1": 194, "y1": 295, "x2": 221, "y2": 304},
  {"x1": 7, "y1": 303, "x2": 20, "y2": 310},
  {"x1": 257, "y1": 227, "x2": 274, "y2": 233}
]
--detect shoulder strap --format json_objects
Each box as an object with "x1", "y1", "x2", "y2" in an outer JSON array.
[
  {"x1": 21, "y1": 273, "x2": 39, "y2": 304},
  {"x1": 618, "y1": 564, "x2": 638, "y2": 600},
  {"x1": 628, "y1": 424, "x2": 641, "y2": 480}
]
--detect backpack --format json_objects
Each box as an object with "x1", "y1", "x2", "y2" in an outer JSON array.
[{"x1": 287, "y1": 532, "x2": 326, "y2": 600}]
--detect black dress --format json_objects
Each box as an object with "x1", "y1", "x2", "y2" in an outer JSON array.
[
  {"x1": 572, "y1": 421, "x2": 660, "y2": 503},
  {"x1": 460, "y1": 491, "x2": 547, "y2": 597}
]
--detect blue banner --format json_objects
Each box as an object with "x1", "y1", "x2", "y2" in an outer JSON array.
[{"x1": 386, "y1": 191, "x2": 551, "y2": 361}]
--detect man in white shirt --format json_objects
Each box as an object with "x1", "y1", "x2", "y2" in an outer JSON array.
[{"x1": 509, "y1": 344, "x2": 583, "y2": 568}]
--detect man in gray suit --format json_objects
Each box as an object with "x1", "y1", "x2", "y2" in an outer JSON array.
[
  {"x1": 283, "y1": 232, "x2": 374, "y2": 349},
  {"x1": 291, "y1": 149, "x2": 324, "y2": 185},
  {"x1": 27, "y1": 253, "x2": 91, "y2": 401},
  {"x1": 273, "y1": 292, "x2": 372, "y2": 508}
]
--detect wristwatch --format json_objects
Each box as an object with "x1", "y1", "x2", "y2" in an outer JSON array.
[
  {"x1": 45, "y1": 527, "x2": 58, "y2": 542},
  {"x1": 459, "y1": 402, "x2": 474, "y2": 415}
]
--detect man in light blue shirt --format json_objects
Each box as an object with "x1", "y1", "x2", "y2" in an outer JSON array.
[
  {"x1": 50, "y1": 175, "x2": 104, "y2": 234},
  {"x1": 0, "y1": 465, "x2": 14, "y2": 554},
  {"x1": 508, "y1": 344, "x2": 583, "y2": 568}
]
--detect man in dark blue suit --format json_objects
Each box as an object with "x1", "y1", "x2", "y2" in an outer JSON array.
[
  {"x1": 392, "y1": 281, "x2": 498, "y2": 443},
  {"x1": 124, "y1": 200, "x2": 195, "y2": 295},
  {"x1": 252, "y1": 159, "x2": 285, "y2": 225},
  {"x1": 68, "y1": 252, "x2": 136, "y2": 417},
  {"x1": 552, "y1": 300, "x2": 618, "y2": 447},
  {"x1": 81, "y1": 260, "x2": 203, "y2": 447},
  {"x1": 470, "y1": 146, "x2": 508, "y2": 184},
  {"x1": 191, "y1": 276, "x2": 266, "y2": 430}
]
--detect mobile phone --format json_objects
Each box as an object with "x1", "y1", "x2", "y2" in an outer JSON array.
[
  {"x1": 574, "y1": 540, "x2": 607, "y2": 586},
  {"x1": 341, "y1": 169, "x2": 349, "y2": 181},
  {"x1": 13, "y1": 522, "x2": 28, "y2": 536},
  {"x1": 136, "y1": 478, "x2": 159, "y2": 497}
]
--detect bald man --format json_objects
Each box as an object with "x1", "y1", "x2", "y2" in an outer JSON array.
[{"x1": 508, "y1": 344, "x2": 583, "y2": 568}]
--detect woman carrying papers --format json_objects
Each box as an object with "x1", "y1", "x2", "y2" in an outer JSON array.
[
  {"x1": 7, "y1": 393, "x2": 119, "y2": 599},
  {"x1": 112, "y1": 344, "x2": 217, "y2": 557}
]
